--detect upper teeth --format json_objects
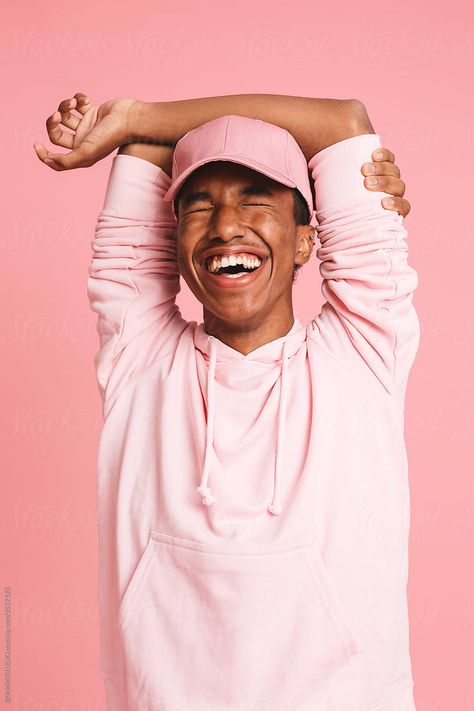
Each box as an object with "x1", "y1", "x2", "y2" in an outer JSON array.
[{"x1": 207, "y1": 254, "x2": 263, "y2": 273}]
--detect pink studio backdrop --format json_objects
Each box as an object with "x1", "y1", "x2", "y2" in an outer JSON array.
[{"x1": 1, "y1": 0, "x2": 472, "y2": 708}]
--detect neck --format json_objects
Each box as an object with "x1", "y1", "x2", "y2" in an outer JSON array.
[{"x1": 202, "y1": 308, "x2": 295, "y2": 356}]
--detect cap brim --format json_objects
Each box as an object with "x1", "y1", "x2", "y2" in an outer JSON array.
[{"x1": 163, "y1": 154, "x2": 297, "y2": 205}]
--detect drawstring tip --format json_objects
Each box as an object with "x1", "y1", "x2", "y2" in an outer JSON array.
[
  {"x1": 197, "y1": 485, "x2": 216, "y2": 506},
  {"x1": 268, "y1": 502, "x2": 282, "y2": 515}
]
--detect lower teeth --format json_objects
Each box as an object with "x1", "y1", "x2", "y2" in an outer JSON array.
[
  {"x1": 208, "y1": 269, "x2": 257, "y2": 278},
  {"x1": 222, "y1": 272, "x2": 250, "y2": 278}
]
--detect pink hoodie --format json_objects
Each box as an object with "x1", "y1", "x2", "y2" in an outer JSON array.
[{"x1": 87, "y1": 133, "x2": 420, "y2": 711}]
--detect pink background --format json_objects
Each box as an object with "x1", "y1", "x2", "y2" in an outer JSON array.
[{"x1": 1, "y1": 0, "x2": 473, "y2": 708}]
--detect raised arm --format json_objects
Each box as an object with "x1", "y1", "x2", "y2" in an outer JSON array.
[
  {"x1": 133, "y1": 95, "x2": 374, "y2": 161},
  {"x1": 307, "y1": 130, "x2": 420, "y2": 399},
  {"x1": 87, "y1": 143, "x2": 188, "y2": 415},
  {"x1": 34, "y1": 92, "x2": 374, "y2": 170}
]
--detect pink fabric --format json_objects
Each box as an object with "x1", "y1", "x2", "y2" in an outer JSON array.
[{"x1": 87, "y1": 133, "x2": 420, "y2": 710}]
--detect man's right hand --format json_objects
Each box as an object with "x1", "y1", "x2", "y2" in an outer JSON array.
[{"x1": 33, "y1": 92, "x2": 141, "y2": 171}]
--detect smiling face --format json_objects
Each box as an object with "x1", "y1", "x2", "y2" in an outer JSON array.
[{"x1": 174, "y1": 160, "x2": 314, "y2": 334}]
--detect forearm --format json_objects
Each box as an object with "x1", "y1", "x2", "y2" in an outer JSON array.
[
  {"x1": 131, "y1": 95, "x2": 375, "y2": 160},
  {"x1": 88, "y1": 154, "x2": 179, "y2": 408}
]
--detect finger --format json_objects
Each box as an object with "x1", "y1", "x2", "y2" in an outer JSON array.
[
  {"x1": 36, "y1": 144, "x2": 96, "y2": 171},
  {"x1": 34, "y1": 141, "x2": 61, "y2": 169},
  {"x1": 33, "y1": 142, "x2": 49, "y2": 161},
  {"x1": 361, "y1": 161, "x2": 400, "y2": 179},
  {"x1": 381, "y1": 196, "x2": 411, "y2": 218},
  {"x1": 363, "y1": 174, "x2": 406, "y2": 197},
  {"x1": 57, "y1": 98, "x2": 80, "y2": 130},
  {"x1": 372, "y1": 147, "x2": 395, "y2": 163},
  {"x1": 33, "y1": 142, "x2": 63, "y2": 170},
  {"x1": 72, "y1": 92, "x2": 92, "y2": 116},
  {"x1": 46, "y1": 111, "x2": 74, "y2": 149}
]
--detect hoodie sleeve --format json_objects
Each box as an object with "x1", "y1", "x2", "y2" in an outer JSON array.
[
  {"x1": 307, "y1": 133, "x2": 420, "y2": 399},
  {"x1": 87, "y1": 153, "x2": 188, "y2": 412}
]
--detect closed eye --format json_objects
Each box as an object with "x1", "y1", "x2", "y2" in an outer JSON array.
[{"x1": 187, "y1": 203, "x2": 270, "y2": 213}]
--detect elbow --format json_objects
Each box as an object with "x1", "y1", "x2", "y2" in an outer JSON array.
[
  {"x1": 324, "y1": 99, "x2": 376, "y2": 148},
  {"x1": 344, "y1": 99, "x2": 375, "y2": 136}
]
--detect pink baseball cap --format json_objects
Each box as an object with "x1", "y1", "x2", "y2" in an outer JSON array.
[{"x1": 163, "y1": 114, "x2": 316, "y2": 225}]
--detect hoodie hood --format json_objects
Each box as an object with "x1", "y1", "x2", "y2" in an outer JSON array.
[{"x1": 193, "y1": 317, "x2": 307, "y2": 516}]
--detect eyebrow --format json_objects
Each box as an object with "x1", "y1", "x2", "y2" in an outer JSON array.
[{"x1": 181, "y1": 185, "x2": 275, "y2": 209}]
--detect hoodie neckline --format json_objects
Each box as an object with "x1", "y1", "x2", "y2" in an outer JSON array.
[
  {"x1": 193, "y1": 317, "x2": 306, "y2": 516},
  {"x1": 194, "y1": 317, "x2": 304, "y2": 361}
]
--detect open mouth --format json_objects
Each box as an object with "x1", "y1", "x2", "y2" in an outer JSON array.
[
  {"x1": 206, "y1": 254, "x2": 263, "y2": 275},
  {"x1": 208, "y1": 264, "x2": 260, "y2": 278},
  {"x1": 202, "y1": 255, "x2": 268, "y2": 288}
]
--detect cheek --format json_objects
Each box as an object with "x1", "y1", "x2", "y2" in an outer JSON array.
[
  {"x1": 175, "y1": 241, "x2": 190, "y2": 276},
  {"x1": 176, "y1": 231, "x2": 193, "y2": 258},
  {"x1": 254, "y1": 215, "x2": 290, "y2": 241},
  {"x1": 269, "y1": 226, "x2": 296, "y2": 262}
]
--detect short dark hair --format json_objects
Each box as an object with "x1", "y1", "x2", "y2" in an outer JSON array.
[
  {"x1": 292, "y1": 188, "x2": 310, "y2": 226},
  {"x1": 174, "y1": 186, "x2": 311, "y2": 284},
  {"x1": 291, "y1": 188, "x2": 311, "y2": 283},
  {"x1": 173, "y1": 195, "x2": 180, "y2": 220}
]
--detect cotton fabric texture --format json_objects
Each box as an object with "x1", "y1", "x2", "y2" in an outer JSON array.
[{"x1": 87, "y1": 132, "x2": 420, "y2": 711}]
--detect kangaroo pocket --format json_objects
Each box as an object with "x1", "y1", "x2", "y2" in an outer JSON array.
[{"x1": 117, "y1": 530, "x2": 362, "y2": 711}]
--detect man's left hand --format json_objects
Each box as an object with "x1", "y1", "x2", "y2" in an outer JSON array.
[{"x1": 361, "y1": 147, "x2": 410, "y2": 218}]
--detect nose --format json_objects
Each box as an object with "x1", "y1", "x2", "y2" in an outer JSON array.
[{"x1": 208, "y1": 204, "x2": 245, "y2": 241}]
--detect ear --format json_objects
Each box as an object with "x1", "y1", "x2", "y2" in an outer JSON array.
[{"x1": 294, "y1": 225, "x2": 315, "y2": 266}]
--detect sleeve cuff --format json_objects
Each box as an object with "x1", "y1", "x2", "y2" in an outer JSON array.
[
  {"x1": 308, "y1": 134, "x2": 384, "y2": 213},
  {"x1": 102, "y1": 153, "x2": 175, "y2": 222}
]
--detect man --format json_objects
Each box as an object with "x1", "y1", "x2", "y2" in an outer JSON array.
[{"x1": 35, "y1": 93, "x2": 419, "y2": 711}]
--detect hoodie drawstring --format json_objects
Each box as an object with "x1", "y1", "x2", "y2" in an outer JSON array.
[
  {"x1": 267, "y1": 337, "x2": 289, "y2": 516},
  {"x1": 196, "y1": 336, "x2": 290, "y2": 516},
  {"x1": 197, "y1": 336, "x2": 218, "y2": 507}
]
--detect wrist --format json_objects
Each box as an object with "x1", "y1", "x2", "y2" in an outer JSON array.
[
  {"x1": 128, "y1": 100, "x2": 176, "y2": 146},
  {"x1": 124, "y1": 99, "x2": 147, "y2": 142}
]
